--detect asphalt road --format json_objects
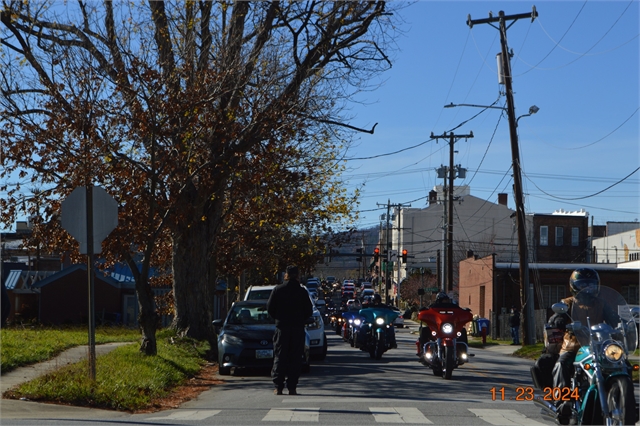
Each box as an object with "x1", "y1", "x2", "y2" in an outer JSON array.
[{"x1": 1, "y1": 320, "x2": 563, "y2": 426}]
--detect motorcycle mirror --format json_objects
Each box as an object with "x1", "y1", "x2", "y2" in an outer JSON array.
[{"x1": 551, "y1": 302, "x2": 568, "y2": 314}]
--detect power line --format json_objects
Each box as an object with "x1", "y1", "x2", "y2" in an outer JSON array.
[{"x1": 523, "y1": 166, "x2": 640, "y2": 201}]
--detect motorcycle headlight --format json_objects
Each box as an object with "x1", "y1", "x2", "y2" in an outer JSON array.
[
  {"x1": 441, "y1": 323, "x2": 454, "y2": 334},
  {"x1": 376, "y1": 317, "x2": 385, "y2": 325},
  {"x1": 603, "y1": 343, "x2": 624, "y2": 361},
  {"x1": 223, "y1": 334, "x2": 243, "y2": 346},
  {"x1": 354, "y1": 319, "x2": 362, "y2": 326}
]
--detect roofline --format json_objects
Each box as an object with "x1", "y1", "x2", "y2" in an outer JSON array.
[
  {"x1": 495, "y1": 262, "x2": 639, "y2": 271},
  {"x1": 31, "y1": 264, "x2": 127, "y2": 289}
]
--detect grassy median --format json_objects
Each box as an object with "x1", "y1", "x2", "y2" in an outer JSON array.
[{"x1": 1, "y1": 326, "x2": 211, "y2": 411}]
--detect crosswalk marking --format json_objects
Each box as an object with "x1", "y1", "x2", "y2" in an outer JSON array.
[
  {"x1": 370, "y1": 407, "x2": 433, "y2": 424},
  {"x1": 144, "y1": 409, "x2": 221, "y2": 421},
  {"x1": 263, "y1": 407, "x2": 320, "y2": 422},
  {"x1": 468, "y1": 409, "x2": 548, "y2": 425}
]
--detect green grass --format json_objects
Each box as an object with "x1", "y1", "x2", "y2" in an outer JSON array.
[
  {"x1": 1, "y1": 325, "x2": 141, "y2": 373},
  {"x1": 2, "y1": 329, "x2": 210, "y2": 412},
  {"x1": 467, "y1": 336, "x2": 511, "y2": 349}
]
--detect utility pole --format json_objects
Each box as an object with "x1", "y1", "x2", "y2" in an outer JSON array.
[
  {"x1": 468, "y1": 7, "x2": 538, "y2": 345},
  {"x1": 377, "y1": 200, "x2": 411, "y2": 304},
  {"x1": 431, "y1": 131, "x2": 473, "y2": 294}
]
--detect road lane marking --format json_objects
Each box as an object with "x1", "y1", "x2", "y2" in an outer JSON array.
[
  {"x1": 370, "y1": 407, "x2": 433, "y2": 424},
  {"x1": 144, "y1": 410, "x2": 221, "y2": 421},
  {"x1": 263, "y1": 407, "x2": 319, "y2": 422},
  {"x1": 468, "y1": 409, "x2": 547, "y2": 425}
]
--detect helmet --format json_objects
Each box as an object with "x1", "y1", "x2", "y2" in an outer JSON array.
[
  {"x1": 569, "y1": 268, "x2": 600, "y2": 297},
  {"x1": 435, "y1": 292, "x2": 450, "y2": 303},
  {"x1": 373, "y1": 293, "x2": 382, "y2": 304}
]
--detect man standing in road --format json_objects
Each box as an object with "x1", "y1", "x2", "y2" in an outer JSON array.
[{"x1": 267, "y1": 265, "x2": 313, "y2": 396}]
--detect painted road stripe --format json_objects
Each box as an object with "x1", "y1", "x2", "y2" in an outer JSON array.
[
  {"x1": 263, "y1": 407, "x2": 320, "y2": 422},
  {"x1": 145, "y1": 409, "x2": 221, "y2": 421},
  {"x1": 370, "y1": 407, "x2": 433, "y2": 424},
  {"x1": 468, "y1": 409, "x2": 548, "y2": 425}
]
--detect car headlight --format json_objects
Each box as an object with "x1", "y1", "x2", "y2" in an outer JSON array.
[
  {"x1": 354, "y1": 319, "x2": 362, "y2": 326},
  {"x1": 441, "y1": 323, "x2": 454, "y2": 334},
  {"x1": 306, "y1": 315, "x2": 322, "y2": 330},
  {"x1": 603, "y1": 343, "x2": 624, "y2": 361},
  {"x1": 223, "y1": 334, "x2": 243, "y2": 346},
  {"x1": 376, "y1": 317, "x2": 385, "y2": 325}
]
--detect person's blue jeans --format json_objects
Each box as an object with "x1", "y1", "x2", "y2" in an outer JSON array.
[{"x1": 511, "y1": 326, "x2": 520, "y2": 344}]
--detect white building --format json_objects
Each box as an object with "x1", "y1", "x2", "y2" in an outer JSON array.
[
  {"x1": 592, "y1": 227, "x2": 640, "y2": 264},
  {"x1": 385, "y1": 185, "x2": 517, "y2": 291}
]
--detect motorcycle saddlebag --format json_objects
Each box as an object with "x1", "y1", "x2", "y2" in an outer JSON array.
[{"x1": 530, "y1": 352, "x2": 558, "y2": 390}]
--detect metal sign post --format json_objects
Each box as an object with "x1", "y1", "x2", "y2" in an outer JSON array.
[{"x1": 61, "y1": 186, "x2": 117, "y2": 380}]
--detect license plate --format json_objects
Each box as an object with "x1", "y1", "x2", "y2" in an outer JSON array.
[{"x1": 256, "y1": 349, "x2": 273, "y2": 359}]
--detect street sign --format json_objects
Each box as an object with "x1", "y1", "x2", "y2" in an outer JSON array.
[
  {"x1": 61, "y1": 186, "x2": 118, "y2": 254},
  {"x1": 425, "y1": 287, "x2": 439, "y2": 292},
  {"x1": 389, "y1": 249, "x2": 398, "y2": 262}
]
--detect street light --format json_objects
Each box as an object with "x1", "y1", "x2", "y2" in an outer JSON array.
[
  {"x1": 516, "y1": 105, "x2": 540, "y2": 125},
  {"x1": 444, "y1": 102, "x2": 540, "y2": 126}
]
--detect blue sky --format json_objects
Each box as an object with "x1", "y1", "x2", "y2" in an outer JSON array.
[
  {"x1": 2, "y1": 1, "x2": 638, "y2": 234},
  {"x1": 343, "y1": 1, "x2": 639, "y2": 230}
]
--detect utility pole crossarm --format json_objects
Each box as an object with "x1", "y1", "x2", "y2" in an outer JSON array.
[{"x1": 467, "y1": 7, "x2": 538, "y2": 28}]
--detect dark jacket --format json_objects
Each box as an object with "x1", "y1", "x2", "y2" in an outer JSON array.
[
  {"x1": 509, "y1": 311, "x2": 521, "y2": 328},
  {"x1": 267, "y1": 279, "x2": 313, "y2": 328}
]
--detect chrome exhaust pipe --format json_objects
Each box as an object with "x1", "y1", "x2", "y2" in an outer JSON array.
[{"x1": 533, "y1": 398, "x2": 557, "y2": 417}]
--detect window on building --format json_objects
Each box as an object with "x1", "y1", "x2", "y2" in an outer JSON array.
[
  {"x1": 540, "y1": 226, "x2": 548, "y2": 246},
  {"x1": 542, "y1": 285, "x2": 566, "y2": 309},
  {"x1": 555, "y1": 227, "x2": 563, "y2": 246},
  {"x1": 571, "y1": 227, "x2": 579, "y2": 247}
]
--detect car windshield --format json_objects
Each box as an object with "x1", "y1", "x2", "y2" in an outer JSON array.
[
  {"x1": 227, "y1": 305, "x2": 275, "y2": 325},
  {"x1": 246, "y1": 289, "x2": 273, "y2": 300}
]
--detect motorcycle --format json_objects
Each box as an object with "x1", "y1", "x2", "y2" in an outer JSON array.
[
  {"x1": 531, "y1": 286, "x2": 638, "y2": 425},
  {"x1": 354, "y1": 307, "x2": 398, "y2": 359},
  {"x1": 330, "y1": 308, "x2": 346, "y2": 335},
  {"x1": 417, "y1": 304, "x2": 473, "y2": 379},
  {"x1": 341, "y1": 311, "x2": 363, "y2": 347}
]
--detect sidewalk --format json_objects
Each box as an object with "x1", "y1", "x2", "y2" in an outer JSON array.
[
  {"x1": 1, "y1": 342, "x2": 133, "y2": 420},
  {"x1": 404, "y1": 319, "x2": 521, "y2": 356}
]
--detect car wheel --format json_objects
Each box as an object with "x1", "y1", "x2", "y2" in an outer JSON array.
[{"x1": 218, "y1": 365, "x2": 231, "y2": 376}]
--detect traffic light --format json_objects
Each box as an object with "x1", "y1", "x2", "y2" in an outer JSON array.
[
  {"x1": 373, "y1": 247, "x2": 380, "y2": 263},
  {"x1": 401, "y1": 249, "x2": 408, "y2": 263},
  {"x1": 356, "y1": 248, "x2": 363, "y2": 262}
]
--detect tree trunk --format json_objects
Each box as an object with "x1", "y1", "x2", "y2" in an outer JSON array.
[
  {"x1": 171, "y1": 217, "x2": 215, "y2": 342},
  {"x1": 136, "y1": 276, "x2": 158, "y2": 355}
]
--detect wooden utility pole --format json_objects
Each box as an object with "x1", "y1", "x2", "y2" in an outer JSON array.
[
  {"x1": 431, "y1": 132, "x2": 473, "y2": 293},
  {"x1": 467, "y1": 7, "x2": 538, "y2": 345}
]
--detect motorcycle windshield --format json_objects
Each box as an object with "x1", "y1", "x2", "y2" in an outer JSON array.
[
  {"x1": 359, "y1": 307, "x2": 399, "y2": 324},
  {"x1": 341, "y1": 311, "x2": 364, "y2": 322},
  {"x1": 570, "y1": 286, "x2": 637, "y2": 353},
  {"x1": 417, "y1": 306, "x2": 473, "y2": 334}
]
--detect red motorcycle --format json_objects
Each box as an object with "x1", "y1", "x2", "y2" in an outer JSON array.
[{"x1": 417, "y1": 304, "x2": 474, "y2": 379}]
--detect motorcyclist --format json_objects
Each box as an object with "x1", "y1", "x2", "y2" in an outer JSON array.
[
  {"x1": 356, "y1": 294, "x2": 397, "y2": 348},
  {"x1": 430, "y1": 292, "x2": 458, "y2": 308},
  {"x1": 425, "y1": 292, "x2": 470, "y2": 343},
  {"x1": 552, "y1": 268, "x2": 619, "y2": 424}
]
